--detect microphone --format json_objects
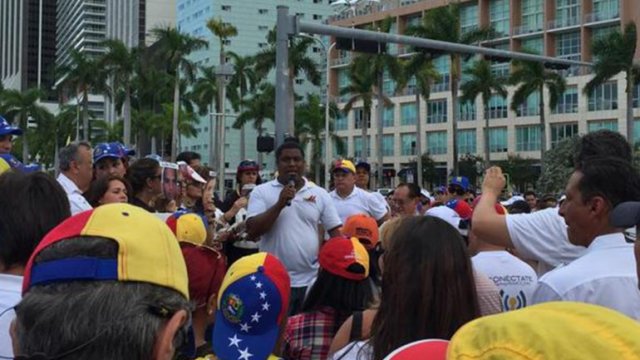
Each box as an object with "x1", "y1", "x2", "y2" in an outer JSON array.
[{"x1": 286, "y1": 174, "x2": 296, "y2": 206}]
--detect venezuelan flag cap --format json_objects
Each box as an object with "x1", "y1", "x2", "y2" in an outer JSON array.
[
  {"x1": 213, "y1": 252, "x2": 290, "y2": 360},
  {"x1": 384, "y1": 339, "x2": 449, "y2": 360},
  {"x1": 22, "y1": 203, "x2": 189, "y2": 299},
  {"x1": 0, "y1": 154, "x2": 41, "y2": 175},
  {"x1": 166, "y1": 211, "x2": 208, "y2": 246}
]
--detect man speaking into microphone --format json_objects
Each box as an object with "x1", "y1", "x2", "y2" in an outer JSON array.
[{"x1": 247, "y1": 138, "x2": 342, "y2": 315}]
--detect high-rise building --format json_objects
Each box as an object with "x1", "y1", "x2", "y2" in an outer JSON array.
[
  {"x1": 1, "y1": 0, "x2": 57, "y2": 100},
  {"x1": 328, "y1": 0, "x2": 640, "y2": 188},
  {"x1": 177, "y1": 0, "x2": 335, "y2": 186}
]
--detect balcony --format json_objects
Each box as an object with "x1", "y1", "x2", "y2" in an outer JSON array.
[
  {"x1": 553, "y1": 103, "x2": 579, "y2": 114},
  {"x1": 512, "y1": 23, "x2": 543, "y2": 37},
  {"x1": 547, "y1": 16, "x2": 581, "y2": 31},
  {"x1": 584, "y1": 10, "x2": 620, "y2": 25},
  {"x1": 330, "y1": 55, "x2": 352, "y2": 67}
]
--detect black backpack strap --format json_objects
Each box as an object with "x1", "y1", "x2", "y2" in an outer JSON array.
[{"x1": 349, "y1": 311, "x2": 363, "y2": 342}]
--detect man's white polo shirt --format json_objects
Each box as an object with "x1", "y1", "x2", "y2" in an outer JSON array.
[
  {"x1": 506, "y1": 207, "x2": 585, "y2": 275},
  {"x1": 247, "y1": 178, "x2": 341, "y2": 288},
  {"x1": 57, "y1": 173, "x2": 92, "y2": 215},
  {"x1": 532, "y1": 232, "x2": 640, "y2": 320},
  {"x1": 329, "y1": 186, "x2": 387, "y2": 223}
]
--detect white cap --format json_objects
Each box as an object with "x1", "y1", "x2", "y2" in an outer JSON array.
[
  {"x1": 500, "y1": 195, "x2": 525, "y2": 206},
  {"x1": 426, "y1": 206, "x2": 461, "y2": 230}
]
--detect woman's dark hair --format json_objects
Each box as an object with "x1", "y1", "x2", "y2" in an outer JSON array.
[
  {"x1": 369, "y1": 216, "x2": 480, "y2": 360},
  {"x1": 84, "y1": 174, "x2": 131, "y2": 207},
  {"x1": 301, "y1": 269, "x2": 373, "y2": 331},
  {"x1": 126, "y1": 158, "x2": 160, "y2": 195},
  {"x1": 0, "y1": 172, "x2": 71, "y2": 270},
  {"x1": 188, "y1": 165, "x2": 214, "y2": 214}
]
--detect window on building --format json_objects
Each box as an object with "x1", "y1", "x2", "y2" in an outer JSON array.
[
  {"x1": 401, "y1": 133, "x2": 417, "y2": 156},
  {"x1": 382, "y1": 134, "x2": 395, "y2": 156},
  {"x1": 426, "y1": 99, "x2": 448, "y2": 124},
  {"x1": 490, "y1": 0, "x2": 510, "y2": 37},
  {"x1": 592, "y1": 25, "x2": 619, "y2": 43},
  {"x1": 588, "y1": 81, "x2": 618, "y2": 111},
  {"x1": 295, "y1": 78, "x2": 304, "y2": 85},
  {"x1": 354, "y1": 108, "x2": 370, "y2": 129},
  {"x1": 313, "y1": 14, "x2": 323, "y2": 20},
  {"x1": 460, "y1": 4, "x2": 479, "y2": 34},
  {"x1": 489, "y1": 127, "x2": 508, "y2": 153},
  {"x1": 634, "y1": 119, "x2": 640, "y2": 145},
  {"x1": 551, "y1": 122, "x2": 579, "y2": 148},
  {"x1": 486, "y1": 94, "x2": 508, "y2": 119},
  {"x1": 458, "y1": 98, "x2": 476, "y2": 121},
  {"x1": 592, "y1": 0, "x2": 619, "y2": 20},
  {"x1": 457, "y1": 129, "x2": 476, "y2": 154},
  {"x1": 634, "y1": 83, "x2": 640, "y2": 108},
  {"x1": 383, "y1": 70, "x2": 396, "y2": 95},
  {"x1": 521, "y1": 0, "x2": 543, "y2": 32},
  {"x1": 521, "y1": 37, "x2": 543, "y2": 54},
  {"x1": 516, "y1": 125, "x2": 541, "y2": 151},
  {"x1": 427, "y1": 131, "x2": 447, "y2": 155},
  {"x1": 588, "y1": 119, "x2": 618, "y2": 132},
  {"x1": 335, "y1": 136, "x2": 348, "y2": 157},
  {"x1": 221, "y1": 5, "x2": 231, "y2": 11},
  {"x1": 432, "y1": 56, "x2": 451, "y2": 92},
  {"x1": 258, "y1": 9, "x2": 268, "y2": 14},
  {"x1": 516, "y1": 92, "x2": 540, "y2": 117},
  {"x1": 401, "y1": 103, "x2": 417, "y2": 126},
  {"x1": 314, "y1": 0, "x2": 323, "y2": 3},
  {"x1": 556, "y1": 31, "x2": 581, "y2": 76},
  {"x1": 335, "y1": 112, "x2": 348, "y2": 131},
  {"x1": 555, "y1": 0, "x2": 581, "y2": 27},
  {"x1": 383, "y1": 106, "x2": 395, "y2": 127},
  {"x1": 354, "y1": 136, "x2": 370, "y2": 158},
  {"x1": 554, "y1": 86, "x2": 578, "y2": 113}
]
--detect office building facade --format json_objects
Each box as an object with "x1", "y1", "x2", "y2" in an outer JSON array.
[{"x1": 328, "y1": 0, "x2": 640, "y2": 187}]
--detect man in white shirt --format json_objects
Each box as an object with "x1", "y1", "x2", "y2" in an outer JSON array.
[
  {"x1": 468, "y1": 204, "x2": 537, "y2": 311},
  {"x1": 330, "y1": 159, "x2": 388, "y2": 225},
  {"x1": 472, "y1": 130, "x2": 631, "y2": 275},
  {"x1": 246, "y1": 139, "x2": 342, "y2": 315},
  {"x1": 57, "y1": 142, "x2": 93, "y2": 215},
  {"x1": 527, "y1": 157, "x2": 640, "y2": 319}
]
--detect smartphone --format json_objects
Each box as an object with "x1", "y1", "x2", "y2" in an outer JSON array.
[{"x1": 241, "y1": 183, "x2": 256, "y2": 197}]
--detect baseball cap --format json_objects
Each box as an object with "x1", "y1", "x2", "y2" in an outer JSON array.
[
  {"x1": 445, "y1": 199, "x2": 473, "y2": 220},
  {"x1": 181, "y1": 245, "x2": 226, "y2": 306},
  {"x1": 166, "y1": 211, "x2": 208, "y2": 246},
  {"x1": 0, "y1": 115, "x2": 23, "y2": 136},
  {"x1": 384, "y1": 339, "x2": 449, "y2": 360},
  {"x1": 0, "y1": 154, "x2": 41, "y2": 175},
  {"x1": 213, "y1": 252, "x2": 290, "y2": 360},
  {"x1": 342, "y1": 214, "x2": 379, "y2": 250},
  {"x1": 93, "y1": 142, "x2": 125, "y2": 163},
  {"x1": 448, "y1": 302, "x2": 640, "y2": 359},
  {"x1": 610, "y1": 201, "x2": 640, "y2": 228},
  {"x1": 319, "y1": 236, "x2": 370, "y2": 281},
  {"x1": 355, "y1": 161, "x2": 371, "y2": 172},
  {"x1": 22, "y1": 203, "x2": 189, "y2": 298},
  {"x1": 449, "y1": 176, "x2": 470, "y2": 191},
  {"x1": 238, "y1": 159, "x2": 260, "y2": 172},
  {"x1": 111, "y1": 142, "x2": 136, "y2": 157},
  {"x1": 426, "y1": 206, "x2": 462, "y2": 231},
  {"x1": 333, "y1": 159, "x2": 356, "y2": 174}
]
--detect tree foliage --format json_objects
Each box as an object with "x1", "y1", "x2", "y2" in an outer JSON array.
[{"x1": 537, "y1": 136, "x2": 580, "y2": 194}]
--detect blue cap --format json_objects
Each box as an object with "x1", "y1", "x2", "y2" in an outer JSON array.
[
  {"x1": 449, "y1": 176, "x2": 470, "y2": 191},
  {"x1": 0, "y1": 154, "x2": 41, "y2": 174},
  {"x1": 0, "y1": 115, "x2": 23, "y2": 136},
  {"x1": 93, "y1": 143, "x2": 125, "y2": 163},
  {"x1": 110, "y1": 142, "x2": 136, "y2": 157},
  {"x1": 212, "y1": 270, "x2": 283, "y2": 360}
]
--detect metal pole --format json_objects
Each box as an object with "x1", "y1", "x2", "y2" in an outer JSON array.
[
  {"x1": 209, "y1": 106, "x2": 215, "y2": 168},
  {"x1": 218, "y1": 82, "x2": 227, "y2": 199},
  {"x1": 325, "y1": 42, "x2": 336, "y2": 190},
  {"x1": 275, "y1": 6, "x2": 291, "y2": 147}
]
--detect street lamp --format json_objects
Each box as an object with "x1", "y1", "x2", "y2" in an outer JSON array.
[
  {"x1": 299, "y1": 33, "x2": 336, "y2": 189},
  {"x1": 214, "y1": 62, "x2": 235, "y2": 199}
]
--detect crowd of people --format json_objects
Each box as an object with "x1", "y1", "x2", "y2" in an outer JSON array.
[{"x1": 1, "y1": 112, "x2": 640, "y2": 359}]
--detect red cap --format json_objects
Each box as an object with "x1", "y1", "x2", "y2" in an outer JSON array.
[
  {"x1": 342, "y1": 214, "x2": 379, "y2": 250},
  {"x1": 319, "y1": 237, "x2": 369, "y2": 281},
  {"x1": 180, "y1": 245, "x2": 226, "y2": 306},
  {"x1": 384, "y1": 339, "x2": 449, "y2": 360},
  {"x1": 446, "y1": 199, "x2": 473, "y2": 220}
]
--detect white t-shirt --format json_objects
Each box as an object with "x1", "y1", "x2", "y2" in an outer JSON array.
[
  {"x1": 0, "y1": 274, "x2": 22, "y2": 358},
  {"x1": 505, "y1": 207, "x2": 585, "y2": 275},
  {"x1": 472, "y1": 251, "x2": 538, "y2": 311},
  {"x1": 330, "y1": 341, "x2": 371, "y2": 360},
  {"x1": 330, "y1": 186, "x2": 388, "y2": 223},
  {"x1": 532, "y1": 233, "x2": 640, "y2": 320},
  {"x1": 57, "y1": 173, "x2": 92, "y2": 215},
  {"x1": 247, "y1": 178, "x2": 341, "y2": 287}
]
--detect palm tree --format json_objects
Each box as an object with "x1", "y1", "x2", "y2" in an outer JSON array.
[
  {"x1": 341, "y1": 65, "x2": 377, "y2": 163},
  {"x1": 207, "y1": 18, "x2": 238, "y2": 66},
  {"x1": 460, "y1": 59, "x2": 507, "y2": 165},
  {"x1": 92, "y1": 120, "x2": 124, "y2": 143},
  {"x1": 399, "y1": 53, "x2": 441, "y2": 187},
  {"x1": 255, "y1": 28, "x2": 321, "y2": 134},
  {"x1": 295, "y1": 94, "x2": 345, "y2": 185},
  {"x1": 100, "y1": 39, "x2": 138, "y2": 147},
  {"x1": 227, "y1": 52, "x2": 257, "y2": 160},
  {"x1": 234, "y1": 82, "x2": 275, "y2": 166},
  {"x1": 584, "y1": 22, "x2": 640, "y2": 142},
  {"x1": 2, "y1": 88, "x2": 52, "y2": 161},
  {"x1": 151, "y1": 26, "x2": 208, "y2": 161},
  {"x1": 510, "y1": 54, "x2": 566, "y2": 158},
  {"x1": 409, "y1": 4, "x2": 495, "y2": 175},
  {"x1": 57, "y1": 49, "x2": 105, "y2": 141}
]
